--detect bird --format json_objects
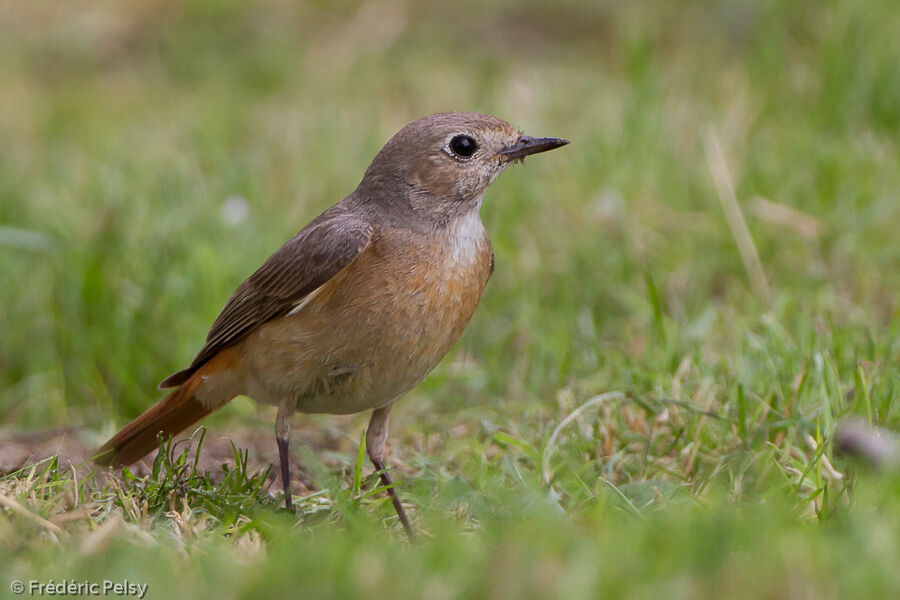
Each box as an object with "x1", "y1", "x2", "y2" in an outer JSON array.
[{"x1": 95, "y1": 112, "x2": 569, "y2": 539}]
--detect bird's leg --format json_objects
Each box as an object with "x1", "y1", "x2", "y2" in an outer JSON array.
[
  {"x1": 276, "y1": 403, "x2": 294, "y2": 511},
  {"x1": 366, "y1": 404, "x2": 415, "y2": 541}
]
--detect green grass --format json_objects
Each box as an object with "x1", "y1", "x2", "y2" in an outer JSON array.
[{"x1": 2, "y1": 0, "x2": 900, "y2": 597}]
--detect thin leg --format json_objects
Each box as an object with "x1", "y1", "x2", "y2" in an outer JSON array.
[
  {"x1": 367, "y1": 405, "x2": 415, "y2": 541},
  {"x1": 276, "y1": 403, "x2": 293, "y2": 511},
  {"x1": 276, "y1": 434, "x2": 292, "y2": 511}
]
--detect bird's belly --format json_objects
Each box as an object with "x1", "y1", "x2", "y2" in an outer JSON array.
[{"x1": 239, "y1": 232, "x2": 492, "y2": 415}]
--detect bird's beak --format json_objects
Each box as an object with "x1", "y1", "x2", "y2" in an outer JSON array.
[{"x1": 499, "y1": 135, "x2": 570, "y2": 161}]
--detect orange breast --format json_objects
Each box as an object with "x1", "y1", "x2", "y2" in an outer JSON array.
[{"x1": 240, "y1": 216, "x2": 493, "y2": 414}]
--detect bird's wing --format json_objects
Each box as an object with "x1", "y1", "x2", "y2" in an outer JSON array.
[{"x1": 159, "y1": 214, "x2": 374, "y2": 389}]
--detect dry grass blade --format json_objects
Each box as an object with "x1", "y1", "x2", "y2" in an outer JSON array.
[
  {"x1": 703, "y1": 127, "x2": 770, "y2": 299},
  {"x1": 0, "y1": 493, "x2": 67, "y2": 537},
  {"x1": 541, "y1": 391, "x2": 624, "y2": 485},
  {"x1": 749, "y1": 197, "x2": 821, "y2": 240}
]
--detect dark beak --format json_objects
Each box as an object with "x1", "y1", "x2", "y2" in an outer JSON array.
[{"x1": 499, "y1": 135, "x2": 570, "y2": 160}]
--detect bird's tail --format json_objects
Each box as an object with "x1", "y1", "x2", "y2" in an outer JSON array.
[{"x1": 94, "y1": 373, "x2": 212, "y2": 467}]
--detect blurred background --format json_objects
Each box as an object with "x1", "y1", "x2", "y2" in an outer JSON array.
[
  {"x1": 2, "y1": 0, "x2": 900, "y2": 596},
  {"x1": 2, "y1": 0, "x2": 898, "y2": 430}
]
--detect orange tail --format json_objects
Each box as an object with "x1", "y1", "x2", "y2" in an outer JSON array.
[{"x1": 95, "y1": 373, "x2": 212, "y2": 467}]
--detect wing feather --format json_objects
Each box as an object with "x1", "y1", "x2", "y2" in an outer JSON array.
[{"x1": 159, "y1": 214, "x2": 373, "y2": 389}]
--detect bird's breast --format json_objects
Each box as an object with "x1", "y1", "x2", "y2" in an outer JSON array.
[{"x1": 241, "y1": 213, "x2": 493, "y2": 414}]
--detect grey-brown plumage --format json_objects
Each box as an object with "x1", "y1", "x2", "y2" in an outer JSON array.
[
  {"x1": 159, "y1": 214, "x2": 374, "y2": 389},
  {"x1": 97, "y1": 112, "x2": 569, "y2": 539}
]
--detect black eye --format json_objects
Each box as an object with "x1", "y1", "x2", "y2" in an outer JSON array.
[{"x1": 449, "y1": 134, "x2": 477, "y2": 158}]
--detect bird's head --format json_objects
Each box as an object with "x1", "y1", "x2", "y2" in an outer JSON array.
[{"x1": 357, "y1": 112, "x2": 568, "y2": 222}]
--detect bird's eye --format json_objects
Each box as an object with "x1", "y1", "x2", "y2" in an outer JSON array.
[{"x1": 448, "y1": 134, "x2": 478, "y2": 158}]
